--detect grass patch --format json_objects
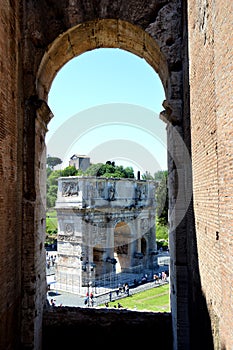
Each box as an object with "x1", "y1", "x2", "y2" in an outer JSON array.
[
  {"x1": 101, "y1": 284, "x2": 170, "y2": 312},
  {"x1": 45, "y1": 209, "x2": 58, "y2": 245},
  {"x1": 46, "y1": 209, "x2": 57, "y2": 218},
  {"x1": 46, "y1": 217, "x2": 58, "y2": 230},
  {"x1": 46, "y1": 209, "x2": 57, "y2": 233}
]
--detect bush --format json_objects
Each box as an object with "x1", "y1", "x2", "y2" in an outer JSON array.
[{"x1": 156, "y1": 220, "x2": 168, "y2": 250}]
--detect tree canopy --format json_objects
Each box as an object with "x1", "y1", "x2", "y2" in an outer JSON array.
[
  {"x1": 85, "y1": 161, "x2": 134, "y2": 178},
  {"x1": 47, "y1": 156, "x2": 62, "y2": 169}
]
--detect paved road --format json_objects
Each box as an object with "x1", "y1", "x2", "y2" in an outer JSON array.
[
  {"x1": 47, "y1": 289, "x2": 86, "y2": 307},
  {"x1": 48, "y1": 278, "x2": 169, "y2": 308}
]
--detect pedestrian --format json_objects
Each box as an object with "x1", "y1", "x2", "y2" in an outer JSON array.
[
  {"x1": 125, "y1": 283, "x2": 129, "y2": 296},
  {"x1": 153, "y1": 274, "x2": 159, "y2": 283},
  {"x1": 84, "y1": 292, "x2": 89, "y2": 306},
  {"x1": 90, "y1": 292, "x2": 94, "y2": 306}
]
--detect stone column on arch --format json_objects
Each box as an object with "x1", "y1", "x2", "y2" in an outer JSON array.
[
  {"x1": 105, "y1": 219, "x2": 115, "y2": 274},
  {"x1": 161, "y1": 98, "x2": 192, "y2": 349},
  {"x1": 135, "y1": 216, "x2": 142, "y2": 253}
]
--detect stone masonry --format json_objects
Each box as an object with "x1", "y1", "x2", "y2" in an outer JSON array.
[
  {"x1": 0, "y1": 1, "x2": 232, "y2": 350},
  {"x1": 55, "y1": 176, "x2": 157, "y2": 293}
]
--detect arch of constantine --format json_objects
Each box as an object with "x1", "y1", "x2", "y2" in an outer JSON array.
[{"x1": 55, "y1": 176, "x2": 157, "y2": 293}]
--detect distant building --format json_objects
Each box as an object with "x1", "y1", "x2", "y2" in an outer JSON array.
[{"x1": 69, "y1": 154, "x2": 90, "y2": 171}]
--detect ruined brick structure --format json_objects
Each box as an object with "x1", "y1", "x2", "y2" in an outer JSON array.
[
  {"x1": 0, "y1": 1, "x2": 232, "y2": 349},
  {"x1": 69, "y1": 154, "x2": 91, "y2": 172}
]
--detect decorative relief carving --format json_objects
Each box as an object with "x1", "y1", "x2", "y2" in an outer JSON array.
[
  {"x1": 58, "y1": 235, "x2": 76, "y2": 242},
  {"x1": 107, "y1": 182, "x2": 116, "y2": 201},
  {"x1": 97, "y1": 181, "x2": 105, "y2": 198},
  {"x1": 135, "y1": 184, "x2": 141, "y2": 200},
  {"x1": 62, "y1": 182, "x2": 79, "y2": 196},
  {"x1": 76, "y1": 244, "x2": 82, "y2": 255},
  {"x1": 135, "y1": 183, "x2": 147, "y2": 200},
  {"x1": 141, "y1": 218, "x2": 148, "y2": 230},
  {"x1": 116, "y1": 244, "x2": 128, "y2": 255},
  {"x1": 65, "y1": 223, "x2": 74, "y2": 235},
  {"x1": 88, "y1": 183, "x2": 97, "y2": 199},
  {"x1": 92, "y1": 224, "x2": 97, "y2": 233}
]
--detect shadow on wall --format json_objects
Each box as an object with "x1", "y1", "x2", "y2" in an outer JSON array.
[
  {"x1": 42, "y1": 307, "x2": 172, "y2": 349},
  {"x1": 186, "y1": 198, "x2": 214, "y2": 350}
]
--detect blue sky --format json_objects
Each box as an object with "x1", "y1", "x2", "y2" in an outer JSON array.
[{"x1": 47, "y1": 48, "x2": 167, "y2": 175}]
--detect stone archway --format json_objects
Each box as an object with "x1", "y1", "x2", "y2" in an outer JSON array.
[
  {"x1": 2, "y1": 1, "x2": 231, "y2": 349},
  {"x1": 114, "y1": 221, "x2": 131, "y2": 273},
  {"x1": 141, "y1": 236, "x2": 147, "y2": 255},
  {"x1": 36, "y1": 19, "x2": 170, "y2": 101},
  {"x1": 34, "y1": 16, "x2": 188, "y2": 350}
]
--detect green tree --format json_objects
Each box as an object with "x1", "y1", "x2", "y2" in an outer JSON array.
[
  {"x1": 141, "y1": 169, "x2": 168, "y2": 225},
  {"x1": 61, "y1": 166, "x2": 80, "y2": 177},
  {"x1": 84, "y1": 161, "x2": 135, "y2": 178},
  {"x1": 46, "y1": 170, "x2": 62, "y2": 208},
  {"x1": 84, "y1": 163, "x2": 104, "y2": 176},
  {"x1": 47, "y1": 169, "x2": 62, "y2": 187},
  {"x1": 97, "y1": 162, "x2": 115, "y2": 177},
  {"x1": 47, "y1": 185, "x2": 59, "y2": 208},
  {"x1": 46, "y1": 166, "x2": 52, "y2": 178},
  {"x1": 123, "y1": 166, "x2": 135, "y2": 178},
  {"x1": 154, "y1": 170, "x2": 167, "y2": 182},
  {"x1": 141, "y1": 171, "x2": 154, "y2": 180},
  {"x1": 47, "y1": 156, "x2": 62, "y2": 169}
]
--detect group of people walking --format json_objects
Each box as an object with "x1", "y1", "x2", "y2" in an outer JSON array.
[{"x1": 84, "y1": 291, "x2": 94, "y2": 306}]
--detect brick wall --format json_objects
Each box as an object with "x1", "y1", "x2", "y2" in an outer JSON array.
[
  {"x1": 188, "y1": 1, "x2": 233, "y2": 348},
  {"x1": 0, "y1": 1, "x2": 22, "y2": 349}
]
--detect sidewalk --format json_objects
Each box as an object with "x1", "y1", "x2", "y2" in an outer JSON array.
[
  {"x1": 48, "y1": 278, "x2": 169, "y2": 308},
  {"x1": 47, "y1": 289, "x2": 86, "y2": 307}
]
